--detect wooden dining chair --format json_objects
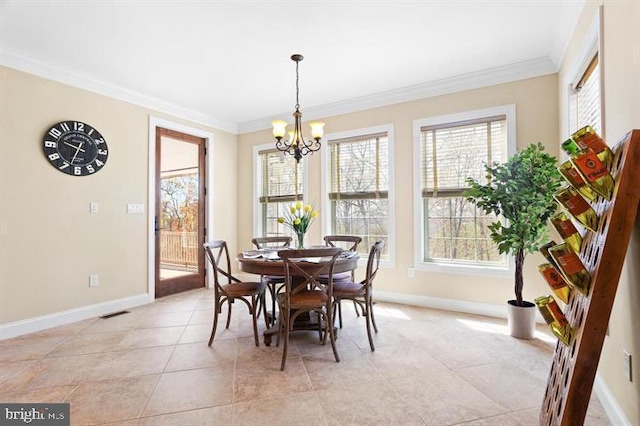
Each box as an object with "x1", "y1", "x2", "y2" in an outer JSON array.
[
  {"x1": 276, "y1": 247, "x2": 342, "y2": 371},
  {"x1": 251, "y1": 236, "x2": 292, "y2": 326},
  {"x1": 203, "y1": 240, "x2": 268, "y2": 347},
  {"x1": 331, "y1": 241, "x2": 384, "y2": 351},
  {"x1": 322, "y1": 235, "x2": 363, "y2": 318}
]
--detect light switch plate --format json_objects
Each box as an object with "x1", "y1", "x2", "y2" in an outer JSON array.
[
  {"x1": 624, "y1": 350, "x2": 633, "y2": 382},
  {"x1": 127, "y1": 204, "x2": 144, "y2": 214},
  {"x1": 89, "y1": 274, "x2": 99, "y2": 287}
]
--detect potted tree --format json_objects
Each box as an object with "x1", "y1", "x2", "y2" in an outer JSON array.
[{"x1": 465, "y1": 142, "x2": 563, "y2": 339}]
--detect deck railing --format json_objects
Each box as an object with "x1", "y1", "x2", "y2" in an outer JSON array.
[{"x1": 160, "y1": 231, "x2": 198, "y2": 269}]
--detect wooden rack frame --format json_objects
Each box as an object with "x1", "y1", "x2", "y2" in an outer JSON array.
[{"x1": 540, "y1": 130, "x2": 640, "y2": 425}]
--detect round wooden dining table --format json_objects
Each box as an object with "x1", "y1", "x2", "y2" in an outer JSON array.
[{"x1": 236, "y1": 251, "x2": 360, "y2": 346}]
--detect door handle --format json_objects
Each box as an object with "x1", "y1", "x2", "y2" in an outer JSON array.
[{"x1": 154, "y1": 216, "x2": 160, "y2": 235}]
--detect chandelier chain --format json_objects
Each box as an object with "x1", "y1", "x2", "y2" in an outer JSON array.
[{"x1": 295, "y1": 59, "x2": 300, "y2": 110}]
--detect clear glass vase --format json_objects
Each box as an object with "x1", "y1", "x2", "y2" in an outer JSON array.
[{"x1": 295, "y1": 231, "x2": 305, "y2": 249}]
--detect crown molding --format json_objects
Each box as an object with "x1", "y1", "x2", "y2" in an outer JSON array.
[
  {"x1": 238, "y1": 56, "x2": 557, "y2": 134},
  {"x1": 0, "y1": 49, "x2": 238, "y2": 134},
  {"x1": 1, "y1": 48, "x2": 556, "y2": 137}
]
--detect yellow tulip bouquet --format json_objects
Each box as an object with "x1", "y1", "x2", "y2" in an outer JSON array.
[{"x1": 277, "y1": 201, "x2": 319, "y2": 249}]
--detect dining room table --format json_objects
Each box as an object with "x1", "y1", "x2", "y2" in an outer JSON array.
[{"x1": 236, "y1": 249, "x2": 360, "y2": 346}]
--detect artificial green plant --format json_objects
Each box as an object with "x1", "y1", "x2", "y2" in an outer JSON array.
[{"x1": 464, "y1": 142, "x2": 563, "y2": 307}]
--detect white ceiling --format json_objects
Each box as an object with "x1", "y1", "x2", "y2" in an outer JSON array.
[{"x1": 0, "y1": 0, "x2": 585, "y2": 134}]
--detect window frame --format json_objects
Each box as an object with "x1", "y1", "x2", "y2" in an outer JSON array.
[
  {"x1": 252, "y1": 143, "x2": 309, "y2": 238},
  {"x1": 321, "y1": 124, "x2": 395, "y2": 268},
  {"x1": 412, "y1": 105, "x2": 516, "y2": 277},
  {"x1": 567, "y1": 6, "x2": 604, "y2": 145}
]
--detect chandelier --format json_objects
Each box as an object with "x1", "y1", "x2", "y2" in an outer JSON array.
[{"x1": 271, "y1": 54, "x2": 325, "y2": 163}]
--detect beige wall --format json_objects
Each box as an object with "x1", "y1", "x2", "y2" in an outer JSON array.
[
  {"x1": 239, "y1": 74, "x2": 560, "y2": 307},
  {"x1": 0, "y1": 66, "x2": 238, "y2": 324},
  {"x1": 559, "y1": 1, "x2": 640, "y2": 424}
]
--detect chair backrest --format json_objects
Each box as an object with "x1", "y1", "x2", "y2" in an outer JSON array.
[
  {"x1": 278, "y1": 247, "x2": 342, "y2": 299},
  {"x1": 203, "y1": 240, "x2": 240, "y2": 291},
  {"x1": 324, "y1": 235, "x2": 362, "y2": 252},
  {"x1": 251, "y1": 236, "x2": 292, "y2": 250},
  {"x1": 363, "y1": 241, "x2": 384, "y2": 292}
]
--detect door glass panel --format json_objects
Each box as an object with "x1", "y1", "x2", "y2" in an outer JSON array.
[{"x1": 159, "y1": 136, "x2": 199, "y2": 280}]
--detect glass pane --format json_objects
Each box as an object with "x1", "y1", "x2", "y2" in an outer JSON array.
[
  {"x1": 424, "y1": 196, "x2": 506, "y2": 266},
  {"x1": 159, "y1": 136, "x2": 199, "y2": 279},
  {"x1": 265, "y1": 201, "x2": 297, "y2": 239},
  {"x1": 332, "y1": 199, "x2": 389, "y2": 258}
]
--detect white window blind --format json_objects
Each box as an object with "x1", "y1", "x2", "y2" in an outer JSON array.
[
  {"x1": 421, "y1": 116, "x2": 506, "y2": 196},
  {"x1": 329, "y1": 132, "x2": 388, "y2": 199},
  {"x1": 574, "y1": 54, "x2": 601, "y2": 134}
]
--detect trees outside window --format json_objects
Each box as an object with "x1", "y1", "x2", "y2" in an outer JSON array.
[{"x1": 161, "y1": 173, "x2": 199, "y2": 232}]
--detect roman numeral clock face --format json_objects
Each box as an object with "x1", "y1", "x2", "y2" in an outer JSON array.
[{"x1": 43, "y1": 121, "x2": 109, "y2": 176}]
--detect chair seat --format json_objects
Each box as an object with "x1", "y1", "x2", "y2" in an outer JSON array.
[
  {"x1": 222, "y1": 281, "x2": 266, "y2": 297},
  {"x1": 278, "y1": 289, "x2": 328, "y2": 308},
  {"x1": 333, "y1": 281, "x2": 365, "y2": 296}
]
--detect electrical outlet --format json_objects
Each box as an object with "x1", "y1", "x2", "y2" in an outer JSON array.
[
  {"x1": 89, "y1": 202, "x2": 99, "y2": 214},
  {"x1": 624, "y1": 350, "x2": 632, "y2": 382},
  {"x1": 89, "y1": 274, "x2": 99, "y2": 287},
  {"x1": 408, "y1": 268, "x2": 415, "y2": 278}
]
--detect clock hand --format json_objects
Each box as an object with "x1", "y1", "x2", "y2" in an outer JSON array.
[
  {"x1": 64, "y1": 141, "x2": 86, "y2": 153},
  {"x1": 70, "y1": 142, "x2": 84, "y2": 164}
]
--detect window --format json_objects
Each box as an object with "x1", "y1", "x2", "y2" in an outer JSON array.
[
  {"x1": 254, "y1": 147, "x2": 304, "y2": 238},
  {"x1": 568, "y1": 8, "x2": 603, "y2": 137},
  {"x1": 414, "y1": 106, "x2": 515, "y2": 271},
  {"x1": 323, "y1": 125, "x2": 393, "y2": 261},
  {"x1": 570, "y1": 54, "x2": 601, "y2": 134}
]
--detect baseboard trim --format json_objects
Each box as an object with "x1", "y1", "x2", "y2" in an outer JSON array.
[
  {"x1": 593, "y1": 373, "x2": 632, "y2": 426},
  {"x1": 375, "y1": 290, "x2": 506, "y2": 318},
  {"x1": 374, "y1": 290, "x2": 545, "y2": 323},
  {"x1": 0, "y1": 294, "x2": 152, "y2": 340}
]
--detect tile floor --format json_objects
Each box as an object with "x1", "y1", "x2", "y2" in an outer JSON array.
[{"x1": 0, "y1": 288, "x2": 611, "y2": 425}]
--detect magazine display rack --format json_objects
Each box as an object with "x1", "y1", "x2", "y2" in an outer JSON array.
[{"x1": 540, "y1": 130, "x2": 640, "y2": 425}]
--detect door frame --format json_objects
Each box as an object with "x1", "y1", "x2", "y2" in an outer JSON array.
[
  {"x1": 148, "y1": 116, "x2": 214, "y2": 301},
  {"x1": 154, "y1": 127, "x2": 206, "y2": 298}
]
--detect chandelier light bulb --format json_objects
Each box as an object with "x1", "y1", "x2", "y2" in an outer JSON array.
[
  {"x1": 309, "y1": 122, "x2": 325, "y2": 140},
  {"x1": 271, "y1": 120, "x2": 287, "y2": 139}
]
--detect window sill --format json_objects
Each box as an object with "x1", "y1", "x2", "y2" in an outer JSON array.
[{"x1": 415, "y1": 260, "x2": 512, "y2": 278}]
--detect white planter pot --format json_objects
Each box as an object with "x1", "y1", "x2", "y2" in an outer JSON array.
[{"x1": 507, "y1": 300, "x2": 536, "y2": 340}]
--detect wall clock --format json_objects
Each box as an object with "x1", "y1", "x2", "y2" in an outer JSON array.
[{"x1": 42, "y1": 120, "x2": 109, "y2": 176}]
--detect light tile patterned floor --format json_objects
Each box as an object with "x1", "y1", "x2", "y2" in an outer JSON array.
[{"x1": 0, "y1": 289, "x2": 611, "y2": 425}]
